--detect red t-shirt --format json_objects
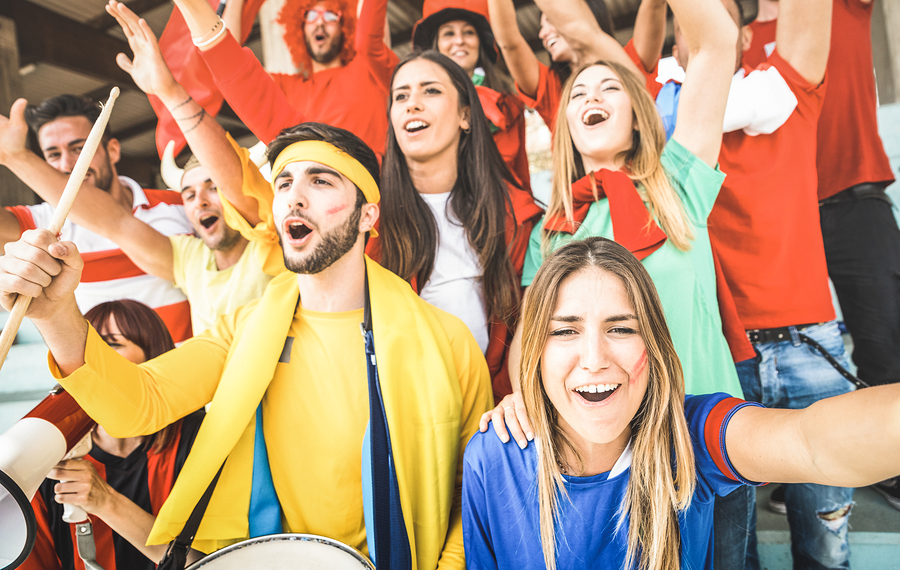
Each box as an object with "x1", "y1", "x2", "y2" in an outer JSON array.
[
  {"x1": 200, "y1": 0, "x2": 398, "y2": 156},
  {"x1": 710, "y1": 50, "x2": 834, "y2": 329},
  {"x1": 476, "y1": 86, "x2": 532, "y2": 193},
  {"x1": 743, "y1": 19, "x2": 777, "y2": 71},
  {"x1": 816, "y1": 0, "x2": 895, "y2": 198},
  {"x1": 745, "y1": 1, "x2": 894, "y2": 199},
  {"x1": 516, "y1": 39, "x2": 659, "y2": 132}
]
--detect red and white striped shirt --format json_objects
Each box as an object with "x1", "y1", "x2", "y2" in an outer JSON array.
[{"x1": 6, "y1": 177, "x2": 194, "y2": 343}]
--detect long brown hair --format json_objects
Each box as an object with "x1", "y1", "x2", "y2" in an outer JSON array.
[
  {"x1": 379, "y1": 50, "x2": 520, "y2": 326},
  {"x1": 85, "y1": 300, "x2": 178, "y2": 454},
  {"x1": 519, "y1": 237, "x2": 695, "y2": 570},
  {"x1": 546, "y1": 61, "x2": 694, "y2": 254}
]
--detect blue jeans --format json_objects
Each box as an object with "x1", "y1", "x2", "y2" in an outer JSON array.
[
  {"x1": 714, "y1": 485, "x2": 760, "y2": 570},
  {"x1": 736, "y1": 321, "x2": 855, "y2": 570}
]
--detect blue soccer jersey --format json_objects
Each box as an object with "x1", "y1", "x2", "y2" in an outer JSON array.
[{"x1": 462, "y1": 393, "x2": 764, "y2": 569}]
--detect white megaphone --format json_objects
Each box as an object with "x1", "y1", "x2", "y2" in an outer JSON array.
[{"x1": 0, "y1": 387, "x2": 95, "y2": 570}]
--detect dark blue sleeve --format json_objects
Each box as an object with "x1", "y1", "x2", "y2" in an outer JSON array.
[
  {"x1": 685, "y1": 393, "x2": 767, "y2": 496},
  {"x1": 462, "y1": 433, "x2": 500, "y2": 570}
]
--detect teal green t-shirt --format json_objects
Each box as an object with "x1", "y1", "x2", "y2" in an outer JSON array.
[{"x1": 522, "y1": 140, "x2": 742, "y2": 396}]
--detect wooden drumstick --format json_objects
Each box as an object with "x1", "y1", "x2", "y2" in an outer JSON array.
[{"x1": 0, "y1": 87, "x2": 120, "y2": 372}]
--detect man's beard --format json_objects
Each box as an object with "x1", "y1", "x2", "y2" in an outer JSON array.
[
  {"x1": 305, "y1": 30, "x2": 344, "y2": 64},
  {"x1": 279, "y1": 205, "x2": 361, "y2": 274},
  {"x1": 88, "y1": 146, "x2": 115, "y2": 192},
  {"x1": 204, "y1": 224, "x2": 243, "y2": 253}
]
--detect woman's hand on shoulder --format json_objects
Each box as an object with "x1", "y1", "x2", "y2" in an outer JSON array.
[{"x1": 478, "y1": 391, "x2": 534, "y2": 449}]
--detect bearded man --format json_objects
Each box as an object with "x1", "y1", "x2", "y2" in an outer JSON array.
[
  {"x1": 0, "y1": 121, "x2": 490, "y2": 569},
  {"x1": 165, "y1": 0, "x2": 397, "y2": 157}
]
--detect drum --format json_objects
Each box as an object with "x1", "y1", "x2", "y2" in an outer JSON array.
[{"x1": 186, "y1": 534, "x2": 375, "y2": 569}]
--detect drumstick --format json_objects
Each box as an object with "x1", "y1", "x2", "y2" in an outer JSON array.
[{"x1": 0, "y1": 87, "x2": 120, "y2": 373}]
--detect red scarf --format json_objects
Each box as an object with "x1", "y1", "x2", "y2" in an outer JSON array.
[{"x1": 543, "y1": 170, "x2": 667, "y2": 261}]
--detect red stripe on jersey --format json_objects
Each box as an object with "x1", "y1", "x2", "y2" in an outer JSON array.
[
  {"x1": 155, "y1": 300, "x2": 193, "y2": 343},
  {"x1": 80, "y1": 249, "x2": 146, "y2": 283},
  {"x1": 140, "y1": 189, "x2": 184, "y2": 209},
  {"x1": 5, "y1": 206, "x2": 37, "y2": 234},
  {"x1": 704, "y1": 397, "x2": 745, "y2": 482},
  {"x1": 147, "y1": 427, "x2": 182, "y2": 515}
]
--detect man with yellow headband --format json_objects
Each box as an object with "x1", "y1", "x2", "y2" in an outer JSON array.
[{"x1": 0, "y1": 122, "x2": 492, "y2": 569}]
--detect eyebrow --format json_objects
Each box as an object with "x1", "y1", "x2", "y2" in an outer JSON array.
[
  {"x1": 42, "y1": 138, "x2": 87, "y2": 153},
  {"x1": 392, "y1": 80, "x2": 441, "y2": 92},
  {"x1": 572, "y1": 77, "x2": 621, "y2": 90},
  {"x1": 305, "y1": 165, "x2": 341, "y2": 178},
  {"x1": 549, "y1": 313, "x2": 637, "y2": 323}
]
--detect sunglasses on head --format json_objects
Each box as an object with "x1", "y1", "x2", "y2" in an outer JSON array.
[{"x1": 304, "y1": 8, "x2": 342, "y2": 24}]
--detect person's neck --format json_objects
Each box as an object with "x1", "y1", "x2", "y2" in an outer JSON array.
[
  {"x1": 310, "y1": 57, "x2": 343, "y2": 74},
  {"x1": 108, "y1": 173, "x2": 134, "y2": 212},
  {"x1": 581, "y1": 154, "x2": 626, "y2": 175},
  {"x1": 92, "y1": 426, "x2": 144, "y2": 458},
  {"x1": 213, "y1": 237, "x2": 249, "y2": 271},
  {"x1": 559, "y1": 423, "x2": 631, "y2": 477},
  {"x1": 756, "y1": 0, "x2": 779, "y2": 22},
  {"x1": 407, "y1": 149, "x2": 458, "y2": 195},
  {"x1": 295, "y1": 242, "x2": 367, "y2": 312}
]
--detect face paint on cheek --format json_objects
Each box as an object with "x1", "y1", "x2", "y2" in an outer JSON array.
[
  {"x1": 325, "y1": 204, "x2": 347, "y2": 216},
  {"x1": 629, "y1": 350, "x2": 648, "y2": 384}
]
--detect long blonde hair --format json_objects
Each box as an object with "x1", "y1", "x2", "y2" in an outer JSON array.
[
  {"x1": 519, "y1": 237, "x2": 696, "y2": 570},
  {"x1": 545, "y1": 61, "x2": 694, "y2": 254}
]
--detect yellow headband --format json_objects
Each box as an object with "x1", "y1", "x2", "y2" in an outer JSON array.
[{"x1": 271, "y1": 140, "x2": 380, "y2": 204}]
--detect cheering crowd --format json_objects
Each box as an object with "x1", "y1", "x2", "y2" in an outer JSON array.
[{"x1": 0, "y1": 0, "x2": 898, "y2": 568}]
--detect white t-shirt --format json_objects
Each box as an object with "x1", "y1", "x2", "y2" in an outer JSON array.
[
  {"x1": 6, "y1": 177, "x2": 194, "y2": 342},
  {"x1": 417, "y1": 192, "x2": 489, "y2": 353}
]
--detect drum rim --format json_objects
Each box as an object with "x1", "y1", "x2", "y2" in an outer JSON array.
[{"x1": 186, "y1": 533, "x2": 375, "y2": 569}]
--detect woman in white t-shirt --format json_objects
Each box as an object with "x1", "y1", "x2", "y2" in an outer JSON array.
[{"x1": 368, "y1": 50, "x2": 542, "y2": 402}]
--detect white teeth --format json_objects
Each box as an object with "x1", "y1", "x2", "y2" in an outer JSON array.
[
  {"x1": 582, "y1": 108, "x2": 610, "y2": 125},
  {"x1": 547, "y1": 38, "x2": 558, "y2": 48},
  {"x1": 575, "y1": 383, "x2": 618, "y2": 393},
  {"x1": 405, "y1": 120, "x2": 428, "y2": 131}
]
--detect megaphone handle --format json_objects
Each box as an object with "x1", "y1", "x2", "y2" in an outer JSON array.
[
  {"x1": 63, "y1": 503, "x2": 88, "y2": 523},
  {"x1": 75, "y1": 521, "x2": 106, "y2": 570}
]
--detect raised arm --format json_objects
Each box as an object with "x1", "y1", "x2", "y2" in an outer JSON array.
[
  {"x1": 487, "y1": 0, "x2": 541, "y2": 97},
  {"x1": 775, "y1": 0, "x2": 832, "y2": 85},
  {"x1": 107, "y1": 1, "x2": 262, "y2": 226},
  {"x1": 356, "y1": 0, "x2": 396, "y2": 67},
  {"x1": 170, "y1": 0, "x2": 304, "y2": 144},
  {"x1": 727, "y1": 384, "x2": 900, "y2": 487},
  {"x1": 668, "y1": 0, "x2": 738, "y2": 166},
  {"x1": 0, "y1": 99, "x2": 176, "y2": 278},
  {"x1": 630, "y1": 0, "x2": 668, "y2": 73},
  {"x1": 532, "y1": 0, "x2": 642, "y2": 78}
]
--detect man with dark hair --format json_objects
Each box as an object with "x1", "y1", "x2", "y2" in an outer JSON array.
[
  {"x1": 0, "y1": 118, "x2": 491, "y2": 568},
  {"x1": 0, "y1": 94, "x2": 194, "y2": 343}
]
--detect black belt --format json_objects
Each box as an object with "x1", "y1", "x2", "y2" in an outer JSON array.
[
  {"x1": 745, "y1": 323, "x2": 820, "y2": 344},
  {"x1": 819, "y1": 182, "x2": 893, "y2": 206},
  {"x1": 745, "y1": 324, "x2": 871, "y2": 390}
]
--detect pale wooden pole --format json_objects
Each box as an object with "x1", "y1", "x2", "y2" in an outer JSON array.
[{"x1": 0, "y1": 87, "x2": 120, "y2": 371}]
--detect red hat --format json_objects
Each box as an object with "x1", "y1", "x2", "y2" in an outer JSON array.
[{"x1": 411, "y1": 0, "x2": 498, "y2": 63}]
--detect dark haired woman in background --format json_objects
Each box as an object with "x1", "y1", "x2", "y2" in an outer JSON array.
[
  {"x1": 22, "y1": 300, "x2": 204, "y2": 570},
  {"x1": 369, "y1": 50, "x2": 542, "y2": 402},
  {"x1": 487, "y1": 0, "x2": 666, "y2": 131},
  {"x1": 412, "y1": 0, "x2": 532, "y2": 192}
]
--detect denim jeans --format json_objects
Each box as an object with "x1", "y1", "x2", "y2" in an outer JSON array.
[
  {"x1": 714, "y1": 485, "x2": 760, "y2": 570},
  {"x1": 736, "y1": 320, "x2": 855, "y2": 570}
]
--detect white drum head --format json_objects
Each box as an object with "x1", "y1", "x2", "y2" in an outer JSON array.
[{"x1": 187, "y1": 534, "x2": 374, "y2": 569}]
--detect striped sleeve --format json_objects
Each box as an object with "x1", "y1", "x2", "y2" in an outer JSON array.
[{"x1": 685, "y1": 393, "x2": 766, "y2": 491}]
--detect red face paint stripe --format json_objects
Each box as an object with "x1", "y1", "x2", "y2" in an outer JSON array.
[
  {"x1": 325, "y1": 204, "x2": 347, "y2": 215},
  {"x1": 629, "y1": 350, "x2": 648, "y2": 383}
]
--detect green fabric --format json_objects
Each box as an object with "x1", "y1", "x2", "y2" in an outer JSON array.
[{"x1": 522, "y1": 140, "x2": 741, "y2": 397}]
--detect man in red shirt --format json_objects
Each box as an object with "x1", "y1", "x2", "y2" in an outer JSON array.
[
  {"x1": 169, "y1": 0, "x2": 397, "y2": 157},
  {"x1": 678, "y1": 0, "x2": 858, "y2": 567},
  {"x1": 746, "y1": 0, "x2": 900, "y2": 511}
]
